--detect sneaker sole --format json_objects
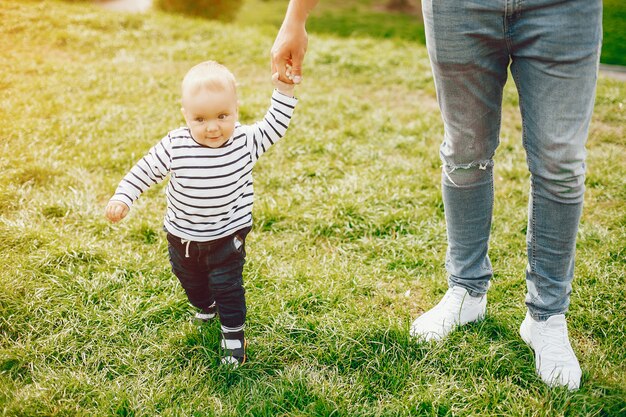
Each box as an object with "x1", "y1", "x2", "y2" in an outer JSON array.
[
  {"x1": 194, "y1": 313, "x2": 217, "y2": 323},
  {"x1": 519, "y1": 318, "x2": 533, "y2": 348}
]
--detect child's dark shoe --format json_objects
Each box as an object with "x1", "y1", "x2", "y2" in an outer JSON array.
[{"x1": 220, "y1": 329, "x2": 247, "y2": 367}]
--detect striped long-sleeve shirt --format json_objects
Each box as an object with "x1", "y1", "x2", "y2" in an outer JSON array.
[{"x1": 110, "y1": 89, "x2": 298, "y2": 242}]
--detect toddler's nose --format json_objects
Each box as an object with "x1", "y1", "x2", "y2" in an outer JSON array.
[{"x1": 206, "y1": 121, "x2": 219, "y2": 132}]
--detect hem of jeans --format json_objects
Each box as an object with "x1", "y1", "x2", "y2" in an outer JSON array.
[
  {"x1": 528, "y1": 310, "x2": 568, "y2": 322},
  {"x1": 220, "y1": 321, "x2": 246, "y2": 331},
  {"x1": 448, "y1": 283, "x2": 488, "y2": 298}
]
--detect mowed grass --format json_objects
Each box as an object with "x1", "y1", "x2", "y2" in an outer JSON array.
[
  {"x1": 602, "y1": 0, "x2": 626, "y2": 66},
  {"x1": 1, "y1": 1, "x2": 625, "y2": 416}
]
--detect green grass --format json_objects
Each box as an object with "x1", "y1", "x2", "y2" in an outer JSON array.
[
  {"x1": 237, "y1": 0, "x2": 426, "y2": 45},
  {"x1": 1, "y1": 0, "x2": 625, "y2": 416},
  {"x1": 303, "y1": 0, "x2": 425, "y2": 44},
  {"x1": 602, "y1": 0, "x2": 626, "y2": 66}
]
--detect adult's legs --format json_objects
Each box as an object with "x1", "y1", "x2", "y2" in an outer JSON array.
[
  {"x1": 509, "y1": 0, "x2": 602, "y2": 320},
  {"x1": 424, "y1": 0, "x2": 510, "y2": 296},
  {"x1": 509, "y1": 0, "x2": 601, "y2": 389},
  {"x1": 411, "y1": 0, "x2": 509, "y2": 341}
]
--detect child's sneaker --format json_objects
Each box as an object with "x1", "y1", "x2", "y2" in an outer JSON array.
[
  {"x1": 220, "y1": 328, "x2": 247, "y2": 368},
  {"x1": 194, "y1": 302, "x2": 217, "y2": 323}
]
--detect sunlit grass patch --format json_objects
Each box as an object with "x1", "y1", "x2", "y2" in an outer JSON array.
[{"x1": 0, "y1": 1, "x2": 624, "y2": 416}]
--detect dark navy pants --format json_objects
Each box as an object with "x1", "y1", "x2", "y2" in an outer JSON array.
[{"x1": 167, "y1": 227, "x2": 251, "y2": 328}]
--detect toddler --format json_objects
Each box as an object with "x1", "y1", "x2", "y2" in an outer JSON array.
[{"x1": 105, "y1": 60, "x2": 297, "y2": 366}]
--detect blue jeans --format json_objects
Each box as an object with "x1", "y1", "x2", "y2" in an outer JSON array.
[
  {"x1": 167, "y1": 227, "x2": 251, "y2": 328},
  {"x1": 422, "y1": 0, "x2": 602, "y2": 320}
]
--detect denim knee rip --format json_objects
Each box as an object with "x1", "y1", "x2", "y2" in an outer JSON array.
[{"x1": 442, "y1": 159, "x2": 494, "y2": 188}]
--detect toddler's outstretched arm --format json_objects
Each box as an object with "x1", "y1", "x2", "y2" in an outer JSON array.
[{"x1": 105, "y1": 133, "x2": 172, "y2": 224}]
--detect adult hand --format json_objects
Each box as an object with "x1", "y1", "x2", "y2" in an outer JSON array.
[
  {"x1": 105, "y1": 201, "x2": 129, "y2": 223},
  {"x1": 271, "y1": 22, "x2": 308, "y2": 85},
  {"x1": 271, "y1": 0, "x2": 318, "y2": 84}
]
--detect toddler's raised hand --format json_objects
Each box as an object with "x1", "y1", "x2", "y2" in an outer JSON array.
[
  {"x1": 105, "y1": 201, "x2": 129, "y2": 223},
  {"x1": 272, "y1": 72, "x2": 295, "y2": 97}
]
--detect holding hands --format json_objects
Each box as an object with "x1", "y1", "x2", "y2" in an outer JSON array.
[
  {"x1": 272, "y1": 70, "x2": 296, "y2": 97},
  {"x1": 270, "y1": 0, "x2": 318, "y2": 85}
]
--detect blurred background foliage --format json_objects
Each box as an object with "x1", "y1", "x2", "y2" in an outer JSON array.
[
  {"x1": 63, "y1": 0, "x2": 626, "y2": 66},
  {"x1": 601, "y1": 0, "x2": 626, "y2": 66},
  {"x1": 154, "y1": 0, "x2": 243, "y2": 21},
  {"x1": 64, "y1": 0, "x2": 626, "y2": 66}
]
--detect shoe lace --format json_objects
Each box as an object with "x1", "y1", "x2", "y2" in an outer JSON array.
[
  {"x1": 440, "y1": 287, "x2": 466, "y2": 317},
  {"x1": 537, "y1": 321, "x2": 573, "y2": 362}
]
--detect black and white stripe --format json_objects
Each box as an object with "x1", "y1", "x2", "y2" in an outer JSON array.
[{"x1": 110, "y1": 90, "x2": 297, "y2": 242}]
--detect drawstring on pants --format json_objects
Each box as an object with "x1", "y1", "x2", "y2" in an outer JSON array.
[{"x1": 181, "y1": 239, "x2": 191, "y2": 258}]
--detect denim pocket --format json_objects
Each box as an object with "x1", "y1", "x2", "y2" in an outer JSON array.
[
  {"x1": 167, "y1": 233, "x2": 192, "y2": 268},
  {"x1": 231, "y1": 227, "x2": 251, "y2": 255},
  {"x1": 233, "y1": 234, "x2": 244, "y2": 252}
]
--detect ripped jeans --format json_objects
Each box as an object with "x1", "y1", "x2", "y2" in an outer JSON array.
[{"x1": 422, "y1": 0, "x2": 602, "y2": 320}]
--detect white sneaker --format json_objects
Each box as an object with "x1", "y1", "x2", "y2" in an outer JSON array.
[
  {"x1": 410, "y1": 286, "x2": 486, "y2": 341},
  {"x1": 194, "y1": 311, "x2": 216, "y2": 322},
  {"x1": 194, "y1": 303, "x2": 217, "y2": 323},
  {"x1": 519, "y1": 312, "x2": 581, "y2": 390}
]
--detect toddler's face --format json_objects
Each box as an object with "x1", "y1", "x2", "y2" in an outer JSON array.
[{"x1": 182, "y1": 87, "x2": 238, "y2": 148}]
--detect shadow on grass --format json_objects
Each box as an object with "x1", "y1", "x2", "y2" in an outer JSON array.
[{"x1": 159, "y1": 315, "x2": 626, "y2": 415}]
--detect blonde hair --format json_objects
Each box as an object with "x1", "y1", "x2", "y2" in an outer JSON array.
[{"x1": 181, "y1": 61, "x2": 237, "y2": 103}]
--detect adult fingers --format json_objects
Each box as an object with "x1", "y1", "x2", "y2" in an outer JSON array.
[
  {"x1": 289, "y1": 49, "x2": 305, "y2": 84},
  {"x1": 272, "y1": 54, "x2": 291, "y2": 83}
]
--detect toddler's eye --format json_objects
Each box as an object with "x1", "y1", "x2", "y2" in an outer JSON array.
[
  {"x1": 195, "y1": 117, "x2": 205, "y2": 123},
  {"x1": 218, "y1": 114, "x2": 228, "y2": 120}
]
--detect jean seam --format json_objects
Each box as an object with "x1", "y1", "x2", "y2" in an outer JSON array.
[
  {"x1": 503, "y1": 0, "x2": 513, "y2": 55},
  {"x1": 514, "y1": 0, "x2": 523, "y2": 20},
  {"x1": 511, "y1": 61, "x2": 539, "y2": 304},
  {"x1": 533, "y1": 310, "x2": 567, "y2": 321},
  {"x1": 529, "y1": 179, "x2": 536, "y2": 270}
]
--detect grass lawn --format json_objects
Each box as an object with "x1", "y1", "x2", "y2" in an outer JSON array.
[
  {"x1": 1, "y1": 0, "x2": 625, "y2": 416},
  {"x1": 602, "y1": 0, "x2": 626, "y2": 66}
]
